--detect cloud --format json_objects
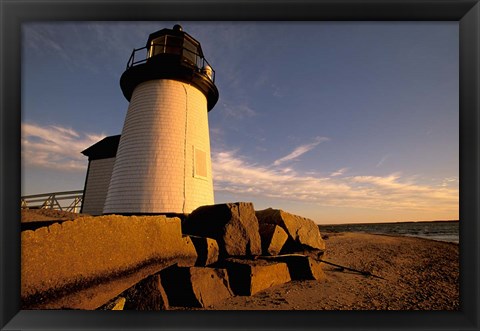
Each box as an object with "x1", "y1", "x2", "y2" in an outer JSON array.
[
  {"x1": 441, "y1": 176, "x2": 458, "y2": 187},
  {"x1": 220, "y1": 102, "x2": 257, "y2": 119},
  {"x1": 23, "y1": 22, "x2": 148, "y2": 77},
  {"x1": 212, "y1": 149, "x2": 458, "y2": 213},
  {"x1": 22, "y1": 123, "x2": 106, "y2": 172},
  {"x1": 24, "y1": 28, "x2": 64, "y2": 53},
  {"x1": 376, "y1": 154, "x2": 390, "y2": 168},
  {"x1": 273, "y1": 136, "x2": 329, "y2": 166},
  {"x1": 273, "y1": 87, "x2": 284, "y2": 98},
  {"x1": 330, "y1": 167, "x2": 349, "y2": 177},
  {"x1": 210, "y1": 127, "x2": 224, "y2": 137}
]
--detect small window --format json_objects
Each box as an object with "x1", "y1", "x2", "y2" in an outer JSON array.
[
  {"x1": 183, "y1": 39, "x2": 198, "y2": 65},
  {"x1": 149, "y1": 35, "x2": 183, "y2": 58},
  {"x1": 164, "y1": 35, "x2": 182, "y2": 55},
  {"x1": 194, "y1": 147, "x2": 208, "y2": 179},
  {"x1": 149, "y1": 36, "x2": 165, "y2": 57}
]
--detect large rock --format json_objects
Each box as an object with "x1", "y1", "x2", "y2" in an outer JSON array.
[
  {"x1": 190, "y1": 236, "x2": 220, "y2": 266},
  {"x1": 111, "y1": 298, "x2": 126, "y2": 310},
  {"x1": 101, "y1": 297, "x2": 126, "y2": 310},
  {"x1": 122, "y1": 274, "x2": 170, "y2": 310},
  {"x1": 160, "y1": 265, "x2": 233, "y2": 308},
  {"x1": 261, "y1": 255, "x2": 325, "y2": 281},
  {"x1": 259, "y1": 223, "x2": 288, "y2": 256},
  {"x1": 255, "y1": 208, "x2": 325, "y2": 252},
  {"x1": 223, "y1": 258, "x2": 291, "y2": 296},
  {"x1": 182, "y1": 202, "x2": 262, "y2": 257},
  {"x1": 21, "y1": 215, "x2": 197, "y2": 309}
]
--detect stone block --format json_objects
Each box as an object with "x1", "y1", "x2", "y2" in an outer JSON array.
[
  {"x1": 121, "y1": 274, "x2": 169, "y2": 310},
  {"x1": 265, "y1": 255, "x2": 325, "y2": 281},
  {"x1": 21, "y1": 215, "x2": 197, "y2": 309},
  {"x1": 190, "y1": 236, "x2": 219, "y2": 266},
  {"x1": 101, "y1": 297, "x2": 126, "y2": 310},
  {"x1": 112, "y1": 297, "x2": 126, "y2": 310},
  {"x1": 256, "y1": 208, "x2": 325, "y2": 252},
  {"x1": 223, "y1": 259, "x2": 291, "y2": 296},
  {"x1": 259, "y1": 223, "x2": 288, "y2": 256},
  {"x1": 160, "y1": 265, "x2": 233, "y2": 308},
  {"x1": 182, "y1": 202, "x2": 262, "y2": 257},
  {"x1": 179, "y1": 236, "x2": 198, "y2": 267}
]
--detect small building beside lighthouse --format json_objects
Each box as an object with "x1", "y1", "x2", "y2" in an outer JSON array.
[
  {"x1": 81, "y1": 25, "x2": 219, "y2": 215},
  {"x1": 80, "y1": 135, "x2": 120, "y2": 215}
]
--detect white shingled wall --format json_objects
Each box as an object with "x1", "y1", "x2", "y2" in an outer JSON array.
[
  {"x1": 82, "y1": 157, "x2": 116, "y2": 215},
  {"x1": 103, "y1": 79, "x2": 214, "y2": 214}
]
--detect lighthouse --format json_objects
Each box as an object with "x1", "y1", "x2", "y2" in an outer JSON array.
[{"x1": 102, "y1": 25, "x2": 219, "y2": 215}]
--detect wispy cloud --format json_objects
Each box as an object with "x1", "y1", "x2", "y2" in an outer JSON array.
[
  {"x1": 441, "y1": 176, "x2": 458, "y2": 187},
  {"x1": 220, "y1": 102, "x2": 257, "y2": 119},
  {"x1": 272, "y1": 87, "x2": 284, "y2": 98},
  {"x1": 376, "y1": 154, "x2": 391, "y2": 168},
  {"x1": 21, "y1": 122, "x2": 459, "y2": 215},
  {"x1": 330, "y1": 167, "x2": 349, "y2": 177},
  {"x1": 23, "y1": 22, "x2": 148, "y2": 77},
  {"x1": 273, "y1": 136, "x2": 329, "y2": 166},
  {"x1": 212, "y1": 149, "x2": 458, "y2": 213},
  {"x1": 22, "y1": 123, "x2": 106, "y2": 171}
]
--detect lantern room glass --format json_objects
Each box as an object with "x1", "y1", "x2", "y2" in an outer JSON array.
[{"x1": 148, "y1": 34, "x2": 200, "y2": 66}]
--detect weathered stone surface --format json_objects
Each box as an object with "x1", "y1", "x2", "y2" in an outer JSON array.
[
  {"x1": 190, "y1": 236, "x2": 220, "y2": 266},
  {"x1": 179, "y1": 236, "x2": 198, "y2": 267},
  {"x1": 112, "y1": 297, "x2": 126, "y2": 310},
  {"x1": 223, "y1": 259, "x2": 291, "y2": 296},
  {"x1": 101, "y1": 297, "x2": 126, "y2": 310},
  {"x1": 255, "y1": 208, "x2": 326, "y2": 252},
  {"x1": 21, "y1": 215, "x2": 197, "y2": 309},
  {"x1": 122, "y1": 274, "x2": 169, "y2": 310},
  {"x1": 259, "y1": 224, "x2": 288, "y2": 256},
  {"x1": 182, "y1": 202, "x2": 262, "y2": 257},
  {"x1": 262, "y1": 255, "x2": 325, "y2": 281},
  {"x1": 160, "y1": 265, "x2": 233, "y2": 308}
]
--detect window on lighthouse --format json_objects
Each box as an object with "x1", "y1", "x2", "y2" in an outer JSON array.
[
  {"x1": 194, "y1": 147, "x2": 208, "y2": 179},
  {"x1": 164, "y1": 35, "x2": 182, "y2": 55},
  {"x1": 149, "y1": 35, "x2": 183, "y2": 58},
  {"x1": 183, "y1": 39, "x2": 198, "y2": 66},
  {"x1": 149, "y1": 35, "x2": 165, "y2": 57}
]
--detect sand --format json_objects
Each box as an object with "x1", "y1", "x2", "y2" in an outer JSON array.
[
  {"x1": 201, "y1": 232, "x2": 459, "y2": 310},
  {"x1": 21, "y1": 209, "x2": 87, "y2": 223}
]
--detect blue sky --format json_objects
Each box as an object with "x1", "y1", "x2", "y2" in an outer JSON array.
[{"x1": 21, "y1": 22, "x2": 459, "y2": 223}]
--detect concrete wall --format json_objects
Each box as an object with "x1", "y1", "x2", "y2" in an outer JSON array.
[
  {"x1": 21, "y1": 215, "x2": 197, "y2": 309},
  {"x1": 103, "y1": 79, "x2": 214, "y2": 214},
  {"x1": 82, "y1": 157, "x2": 115, "y2": 215}
]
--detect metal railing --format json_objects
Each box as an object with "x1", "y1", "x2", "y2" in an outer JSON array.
[
  {"x1": 126, "y1": 43, "x2": 216, "y2": 83},
  {"x1": 21, "y1": 190, "x2": 83, "y2": 213}
]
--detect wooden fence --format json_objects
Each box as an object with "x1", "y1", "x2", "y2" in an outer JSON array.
[{"x1": 21, "y1": 190, "x2": 84, "y2": 213}]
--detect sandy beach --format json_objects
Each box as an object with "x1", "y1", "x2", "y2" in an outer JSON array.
[{"x1": 202, "y1": 232, "x2": 459, "y2": 310}]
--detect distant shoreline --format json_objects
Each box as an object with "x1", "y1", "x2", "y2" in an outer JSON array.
[
  {"x1": 319, "y1": 220, "x2": 459, "y2": 244},
  {"x1": 320, "y1": 219, "x2": 459, "y2": 226}
]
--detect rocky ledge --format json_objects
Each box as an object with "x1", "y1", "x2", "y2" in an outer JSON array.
[{"x1": 21, "y1": 202, "x2": 326, "y2": 310}]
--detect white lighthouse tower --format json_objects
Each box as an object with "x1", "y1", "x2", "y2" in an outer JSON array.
[{"x1": 103, "y1": 25, "x2": 219, "y2": 215}]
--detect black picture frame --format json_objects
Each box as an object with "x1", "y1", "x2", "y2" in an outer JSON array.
[{"x1": 1, "y1": 1, "x2": 478, "y2": 330}]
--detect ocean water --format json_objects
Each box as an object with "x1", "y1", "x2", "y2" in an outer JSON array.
[{"x1": 319, "y1": 221, "x2": 459, "y2": 244}]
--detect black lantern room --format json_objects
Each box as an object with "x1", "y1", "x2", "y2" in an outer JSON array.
[{"x1": 120, "y1": 24, "x2": 219, "y2": 110}]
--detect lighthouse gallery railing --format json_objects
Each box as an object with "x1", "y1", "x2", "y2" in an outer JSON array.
[{"x1": 125, "y1": 42, "x2": 216, "y2": 83}]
